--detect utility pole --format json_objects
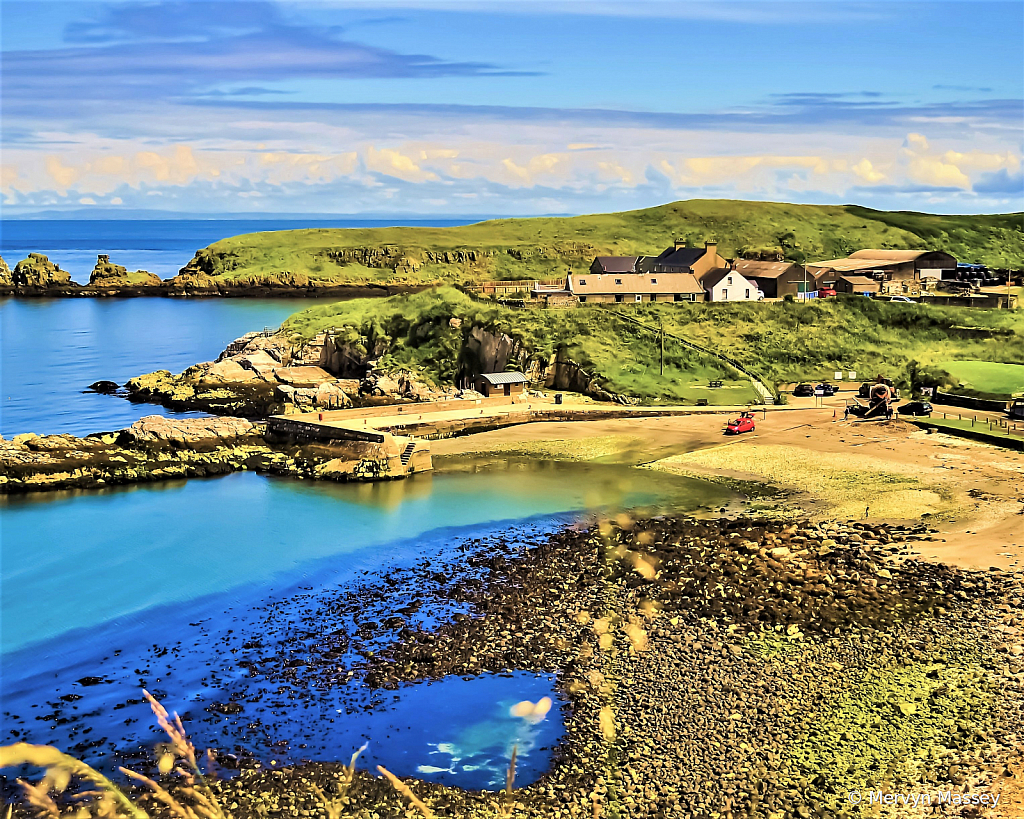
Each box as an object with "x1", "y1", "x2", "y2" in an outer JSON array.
[{"x1": 660, "y1": 319, "x2": 665, "y2": 376}]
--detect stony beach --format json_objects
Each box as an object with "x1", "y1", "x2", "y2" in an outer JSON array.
[{"x1": 178, "y1": 512, "x2": 1024, "y2": 819}]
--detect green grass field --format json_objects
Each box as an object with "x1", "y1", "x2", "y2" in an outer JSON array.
[
  {"x1": 283, "y1": 288, "x2": 1024, "y2": 404},
  {"x1": 936, "y1": 360, "x2": 1024, "y2": 397},
  {"x1": 174, "y1": 199, "x2": 1024, "y2": 288}
]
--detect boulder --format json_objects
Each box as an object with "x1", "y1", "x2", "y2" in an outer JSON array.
[
  {"x1": 87, "y1": 380, "x2": 121, "y2": 394},
  {"x1": 0, "y1": 255, "x2": 12, "y2": 286},
  {"x1": 205, "y1": 359, "x2": 258, "y2": 382},
  {"x1": 124, "y1": 415, "x2": 255, "y2": 445},
  {"x1": 274, "y1": 366, "x2": 334, "y2": 386},
  {"x1": 314, "y1": 381, "x2": 353, "y2": 409},
  {"x1": 126, "y1": 370, "x2": 177, "y2": 399},
  {"x1": 237, "y1": 351, "x2": 280, "y2": 380}
]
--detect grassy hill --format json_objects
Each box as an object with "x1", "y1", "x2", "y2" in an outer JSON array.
[
  {"x1": 173, "y1": 200, "x2": 1024, "y2": 289},
  {"x1": 283, "y1": 288, "x2": 1024, "y2": 403}
]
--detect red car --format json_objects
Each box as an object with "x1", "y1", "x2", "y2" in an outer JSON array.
[
  {"x1": 818, "y1": 287, "x2": 837, "y2": 298},
  {"x1": 725, "y1": 413, "x2": 756, "y2": 434}
]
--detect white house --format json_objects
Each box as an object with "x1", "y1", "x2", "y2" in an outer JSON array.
[{"x1": 700, "y1": 269, "x2": 763, "y2": 302}]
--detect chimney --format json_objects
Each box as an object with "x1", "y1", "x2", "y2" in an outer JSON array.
[
  {"x1": 674, "y1": 237, "x2": 687, "y2": 250},
  {"x1": 704, "y1": 240, "x2": 718, "y2": 259}
]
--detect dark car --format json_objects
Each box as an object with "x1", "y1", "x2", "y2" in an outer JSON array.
[
  {"x1": 816, "y1": 383, "x2": 836, "y2": 396},
  {"x1": 899, "y1": 401, "x2": 933, "y2": 416},
  {"x1": 793, "y1": 383, "x2": 815, "y2": 397}
]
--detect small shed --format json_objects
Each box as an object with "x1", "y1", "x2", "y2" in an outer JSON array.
[
  {"x1": 476, "y1": 371, "x2": 529, "y2": 397},
  {"x1": 836, "y1": 275, "x2": 881, "y2": 295}
]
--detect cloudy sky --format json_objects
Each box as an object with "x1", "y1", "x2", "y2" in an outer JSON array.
[{"x1": 2, "y1": 0, "x2": 1021, "y2": 217}]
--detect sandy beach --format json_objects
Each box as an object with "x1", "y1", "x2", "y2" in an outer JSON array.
[{"x1": 435, "y1": 407, "x2": 1024, "y2": 572}]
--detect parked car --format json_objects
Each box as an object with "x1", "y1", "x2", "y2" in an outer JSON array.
[
  {"x1": 817, "y1": 287, "x2": 837, "y2": 298},
  {"x1": 899, "y1": 401, "x2": 933, "y2": 416},
  {"x1": 793, "y1": 383, "x2": 815, "y2": 397},
  {"x1": 816, "y1": 383, "x2": 836, "y2": 396},
  {"x1": 726, "y1": 413, "x2": 756, "y2": 435},
  {"x1": 889, "y1": 296, "x2": 915, "y2": 303}
]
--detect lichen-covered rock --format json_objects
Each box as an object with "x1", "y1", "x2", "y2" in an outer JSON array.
[
  {"x1": 12, "y1": 253, "x2": 75, "y2": 289},
  {"x1": 0, "y1": 255, "x2": 12, "y2": 286},
  {"x1": 88, "y1": 254, "x2": 161, "y2": 287},
  {"x1": 124, "y1": 415, "x2": 256, "y2": 445}
]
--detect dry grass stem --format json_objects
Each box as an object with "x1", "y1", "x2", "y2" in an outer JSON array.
[
  {"x1": 0, "y1": 744, "x2": 147, "y2": 819},
  {"x1": 377, "y1": 766, "x2": 435, "y2": 818}
]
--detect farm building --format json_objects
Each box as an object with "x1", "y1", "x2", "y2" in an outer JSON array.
[
  {"x1": 730, "y1": 260, "x2": 808, "y2": 298},
  {"x1": 567, "y1": 271, "x2": 704, "y2": 303},
  {"x1": 835, "y1": 275, "x2": 881, "y2": 295},
  {"x1": 475, "y1": 371, "x2": 530, "y2": 397},
  {"x1": 590, "y1": 256, "x2": 639, "y2": 275},
  {"x1": 700, "y1": 268, "x2": 762, "y2": 302},
  {"x1": 807, "y1": 249, "x2": 957, "y2": 290},
  {"x1": 639, "y1": 240, "x2": 727, "y2": 278}
]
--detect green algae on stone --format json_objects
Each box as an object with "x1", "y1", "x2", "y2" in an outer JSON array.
[{"x1": 778, "y1": 627, "x2": 994, "y2": 815}]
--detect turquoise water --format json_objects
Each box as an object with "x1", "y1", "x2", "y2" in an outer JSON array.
[
  {"x1": 1, "y1": 464, "x2": 730, "y2": 787},
  {"x1": 2, "y1": 465, "x2": 726, "y2": 653}
]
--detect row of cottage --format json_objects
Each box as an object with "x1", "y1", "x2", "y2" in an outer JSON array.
[{"x1": 478, "y1": 240, "x2": 959, "y2": 304}]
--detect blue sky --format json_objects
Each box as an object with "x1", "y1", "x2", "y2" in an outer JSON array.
[{"x1": 2, "y1": 0, "x2": 1021, "y2": 216}]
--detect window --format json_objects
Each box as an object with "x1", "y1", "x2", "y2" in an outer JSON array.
[
  {"x1": 721, "y1": 289, "x2": 728, "y2": 299},
  {"x1": 635, "y1": 294, "x2": 643, "y2": 303},
  {"x1": 615, "y1": 278, "x2": 622, "y2": 285},
  {"x1": 650, "y1": 278, "x2": 657, "y2": 284},
  {"x1": 745, "y1": 289, "x2": 750, "y2": 299},
  {"x1": 727, "y1": 276, "x2": 733, "y2": 285},
  {"x1": 578, "y1": 278, "x2": 586, "y2": 285}
]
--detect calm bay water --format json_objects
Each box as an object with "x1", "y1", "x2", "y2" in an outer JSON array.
[{"x1": 1, "y1": 465, "x2": 731, "y2": 786}]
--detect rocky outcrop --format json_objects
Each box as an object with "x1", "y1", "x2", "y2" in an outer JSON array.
[
  {"x1": 0, "y1": 255, "x2": 12, "y2": 286},
  {"x1": 0, "y1": 415, "x2": 431, "y2": 493},
  {"x1": 88, "y1": 254, "x2": 161, "y2": 288},
  {"x1": 10, "y1": 253, "x2": 77, "y2": 290}
]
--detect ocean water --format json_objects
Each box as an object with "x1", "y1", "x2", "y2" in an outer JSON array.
[
  {"x1": 0, "y1": 297, "x2": 332, "y2": 436},
  {"x1": 0, "y1": 218, "x2": 473, "y2": 282}
]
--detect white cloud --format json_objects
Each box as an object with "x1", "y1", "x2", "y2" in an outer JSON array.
[{"x1": 851, "y1": 159, "x2": 886, "y2": 183}]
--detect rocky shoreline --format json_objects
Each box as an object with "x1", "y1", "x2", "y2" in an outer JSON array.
[
  {"x1": 0, "y1": 252, "x2": 427, "y2": 298},
  {"x1": 0, "y1": 414, "x2": 431, "y2": 493},
  {"x1": 179, "y1": 513, "x2": 1024, "y2": 819}
]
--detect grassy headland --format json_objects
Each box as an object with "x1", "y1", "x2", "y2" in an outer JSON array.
[
  {"x1": 171, "y1": 199, "x2": 1024, "y2": 289},
  {"x1": 283, "y1": 288, "x2": 1024, "y2": 401}
]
